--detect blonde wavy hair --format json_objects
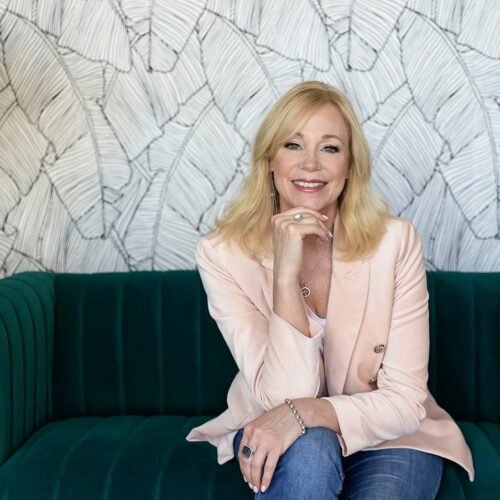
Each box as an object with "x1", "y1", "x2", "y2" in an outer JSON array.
[{"x1": 210, "y1": 80, "x2": 390, "y2": 261}]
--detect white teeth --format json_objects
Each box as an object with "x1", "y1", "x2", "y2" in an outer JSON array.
[{"x1": 293, "y1": 181, "x2": 325, "y2": 188}]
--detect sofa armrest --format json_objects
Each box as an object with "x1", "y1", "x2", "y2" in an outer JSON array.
[{"x1": 0, "y1": 272, "x2": 54, "y2": 465}]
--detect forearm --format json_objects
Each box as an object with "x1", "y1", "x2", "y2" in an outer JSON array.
[
  {"x1": 289, "y1": 397, "x2": 341, "y2": 435},
  {"x1": 273, "y1": 277, "x2": 310, "y2": 337}
]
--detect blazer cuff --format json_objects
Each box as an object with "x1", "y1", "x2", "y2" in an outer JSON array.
[{"x1": 320, "y1": 395, "x2": 360, "y2": 456}]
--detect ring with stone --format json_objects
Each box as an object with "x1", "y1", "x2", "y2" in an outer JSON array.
[
  {"x1": 241, "y1": 444, "x2": 255, "y2": 459},
  {"x1": 294, "y1": 213, "x2": 304, "y2": 223}
]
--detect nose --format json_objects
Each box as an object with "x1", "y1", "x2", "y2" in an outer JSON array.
[{"x1": 303, "y1": 148, "x2": 320, "y2": 170}]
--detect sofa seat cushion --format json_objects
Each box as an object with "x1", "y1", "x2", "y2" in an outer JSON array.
[
  {"x1": 0, "y1": 418, "x2": 497, "y2": 499},
  {"x1": 436, "y1": 421, "x2": 500, "y2": 499},
  {"x1": 0, "y1": 416, "x2": 249, "y2": 500}
]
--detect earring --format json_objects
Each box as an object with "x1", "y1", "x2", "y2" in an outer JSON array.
[{"x1": 269, "y1": 172, "x2": 279, "y2": 215}]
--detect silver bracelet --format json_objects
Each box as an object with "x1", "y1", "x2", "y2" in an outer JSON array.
[{"x1": 284, "y1": 398, "x2": 307, "y2": 436}]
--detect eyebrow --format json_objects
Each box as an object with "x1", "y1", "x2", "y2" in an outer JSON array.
[{"x1": 293, "y1": 132, "x2": 343, "y2": 142}]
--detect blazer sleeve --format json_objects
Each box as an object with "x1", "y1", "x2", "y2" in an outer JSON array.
[
  {"x1": 322, "y1": 219, "x2": 429, "y2": 455},
  {"x1": 196, "y1": 236, "x2": 324, "y2": 411}
]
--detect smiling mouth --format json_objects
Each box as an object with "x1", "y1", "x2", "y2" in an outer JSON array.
[{"x1": 292, "y1": 180, "x2": 327, "y2": 190}]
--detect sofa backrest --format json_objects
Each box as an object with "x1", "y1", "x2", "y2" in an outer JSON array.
[
  {"x1": 50, "y1": 270, "x2": 500, "y2": 424},
  {"x1": 52, "y1": 271, "x2": 237, "y2": 419},
  {"x1": 1, "y1": 270, "x2": 499, "y2": 426},
  {"x1": 426, "y1": 272, "x2": 500, "y2": 423}
]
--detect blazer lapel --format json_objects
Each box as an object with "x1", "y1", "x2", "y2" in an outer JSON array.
[{"x1": 325, "y1": 255, "x2": 369, "y2": 396}]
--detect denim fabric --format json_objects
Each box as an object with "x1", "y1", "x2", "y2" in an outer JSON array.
[{"x1": 233, "y1": 427, "x2": 443, "y2": 499}]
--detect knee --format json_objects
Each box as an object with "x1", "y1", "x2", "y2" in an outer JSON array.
[{"x1": 279, "y1": 427, "x2": 344, "y2": 493}]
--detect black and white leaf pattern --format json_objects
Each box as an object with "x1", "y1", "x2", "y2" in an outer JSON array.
[
  {"x1": 458, "y1": 0, "x2": 500, "y2": 58},
  {"x1": 2, "y1": 12, "x2": 130, "y2": 237},
  {"x1": 6, "y1": 0, "x2": 32, "y2": 19},
  {"x1": 310, "y1": 29, "x2": 405, "y2": 121},
  {"x1": 198, "y1": 10, "x2": 279, "y2": 140},
  {"x1": 0, "y1": 223, "x2": 16, "y2": 267},
  {"x1": 138, "y1": 31, "x2": 206, "y2": 126},
  {"x1": 206, "y1": 0, "x2": 262, "y2": 36},
  {"x1": 0, "y1": 103, "x2": 47, "y2": 224},
  {"x1": 60, "y1": 49, "x2": 106, "y2": 103},
  {"x1": 0, "y1": 1, "x2": 499, "y2": 275},
  {"x1": 5, "y1": 171, "x2": 51, "y2": 260},
  {"x1": 36, "y1": 0, "x2": 63, "y2": 37},
  {"x1": 321, "y1": 0, "x2": 406, "y2": 70},
  {"x1": 125, "y1": 91, "x2": 245, "y2": 268},
  {"x1": 65, "y1": 225, "x2": 129, "y2": 271},
  {"x1": 407, "y1": 0, "x2": 464, "y2": 35},
  {"x1": 398, "y1": 9, "x2": 499, "y2": 238},
  {"x1": 58, "y1": 0, "x2": 131, "y2": 72},
  {"x1": 121, "y1": 0, "x2": 206, "y2": 72},
  {"x1": 103, "y1": 48, "x2": 163, "y2": 160},
  {"x1": 257, "y1": 0, "x2": 330, "y2": 71},
  {"x1": 366, "y1": 86, "x2": 443, "y2": 214},
  {"x1": 5, "y1": 250, "x2": 47, "y2": 274}
]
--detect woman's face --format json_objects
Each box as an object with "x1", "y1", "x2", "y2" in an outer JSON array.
[{"x1": 270, "y1": 103, "x2": 350, "y2": 218}]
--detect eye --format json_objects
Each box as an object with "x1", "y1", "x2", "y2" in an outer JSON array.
[
  {"x1": 323, "y1": 145, "x2": 339, "y2": 153},
  {"x1": 284, "y1": 142, "x2": 301, "y2": 151}
]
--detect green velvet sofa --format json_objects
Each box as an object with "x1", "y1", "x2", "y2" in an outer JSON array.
[{"x1": 0, "y1": 271, "x2": 498, "y2": 499}]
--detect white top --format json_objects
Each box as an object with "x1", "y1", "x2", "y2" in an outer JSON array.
[{"x1": 307, "y1": 306, "x2": 326, "y2": 353}]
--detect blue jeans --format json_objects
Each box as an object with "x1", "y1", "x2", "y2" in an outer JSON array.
[{"x1": 233, "y1": 427, "x2": 443, "y2": 499}]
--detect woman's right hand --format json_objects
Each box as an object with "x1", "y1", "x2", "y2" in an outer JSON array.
[{"x1": 271, "y1": 207, "x2": 333, "y2": 283}]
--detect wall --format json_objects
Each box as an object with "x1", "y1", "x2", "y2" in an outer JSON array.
[{"x1": 0, "y1": 0, "x2": 499, "y2": 276}]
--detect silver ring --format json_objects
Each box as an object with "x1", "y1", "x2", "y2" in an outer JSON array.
[
  {"x1": 241, "y1": 444, "x2": 255, "y2": 459},
  {"x1": 294, "y1": 213, "x2": 304, "y2": 223}
]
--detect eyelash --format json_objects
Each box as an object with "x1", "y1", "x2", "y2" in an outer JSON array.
[{"x1": 284, "y1": 142, "x2": 339, "y2": 153}]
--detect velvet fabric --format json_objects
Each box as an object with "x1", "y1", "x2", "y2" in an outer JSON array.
[{"x1": 0, "y1": 271, "x2": 498, "y2": 499}]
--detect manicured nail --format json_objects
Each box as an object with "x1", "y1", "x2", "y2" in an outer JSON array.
[
  {"x1": 249, "y1": 483, "x2": 254, "y2": 490},
  {"x1": 243, "y1": 476, "x2": 248, "y2": 483},
  {"x1": 328, "y1": 231, "x2": 333, "y2": 238},
  {"x1": 261, "y1": 485, "x2": 267, "y2": 493},
  {"x1": 253, "y1": 486, "x2": 259, "y2": 493},
  {"x1": 321, "y1": 214, "x2": 328, "y2": 220}
]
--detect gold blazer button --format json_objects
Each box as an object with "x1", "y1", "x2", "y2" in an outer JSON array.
[{"x1": 374, "y1": 344, "x2": 385, "y2": 354}]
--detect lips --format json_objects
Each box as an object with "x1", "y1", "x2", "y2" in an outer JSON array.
[{"x1": 291, "y1": 179, "x2": 327, "y2": 191}]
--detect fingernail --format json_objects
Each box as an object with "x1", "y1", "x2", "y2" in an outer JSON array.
[
  {"x1": 249, "y1": 483, "x2": 254, "y2": 489},
  {"x1": 261, "y1": 485, "x2": 267, "y2": 493},
  {"x1": 328, "y1": 231, "x2": 333, "y2": 238},
  {"x1": 243, "y1": 477, "x2": 248, "y2": 483},
  {"x1": 321, "y1": 214, "x2": 328, "y2": 220},
  {"x1": 253, "y1": 486, "x2": 259, "y2": 493}
]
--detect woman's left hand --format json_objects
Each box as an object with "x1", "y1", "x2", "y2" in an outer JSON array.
[{"x1": 237, "y1": 402, "x2": 302, "y2": 493}]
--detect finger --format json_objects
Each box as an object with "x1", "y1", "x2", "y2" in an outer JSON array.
[
  {"x1": 249, "y1": 447, "x2": 268, "y2": 492},
  {"x1": 283, "y1": 220, "x2": 332, "y2": 242},
  {"x1": 238, "y1": 441, "x2": 255, "y2": 491},
  {"x1": 260, "y1": 450, "x2": 280, "y2": 493},
  {"x1": 283, "y1": 215, "x2": 332, "y2": 236},
  {"x1": 278, "y1": 206, "x2": 330, "y2": 221},
  {"x1": 239, "y1": 457, "x2": 253, "y2": 491}
]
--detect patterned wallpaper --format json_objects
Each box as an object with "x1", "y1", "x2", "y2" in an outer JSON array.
[{"x1": 0, "y1": 0, "x2": 499, "y2": 277}]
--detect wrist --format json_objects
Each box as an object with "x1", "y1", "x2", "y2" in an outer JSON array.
[
  {"x1": 289, "y1": 398, "x2": 341, "y2": 435},
  {"x1": 284, "y1": 398, "x2": 307, "y2": 436}
]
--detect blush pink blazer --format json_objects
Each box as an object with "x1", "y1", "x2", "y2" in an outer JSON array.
[{"x1": 186, "y1": 214, "x2": 474, "y2": 481}]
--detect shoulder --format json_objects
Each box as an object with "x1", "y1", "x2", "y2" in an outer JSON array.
[
  {"x1": 381, "y1": 215, "x2": 421, "y2": 244},
  {"x1": 371, "y1": 215, "x2": 423, "y2": 262},
  {"x1": 195, "y1": 233, "x2": 262, "y2": 274}
]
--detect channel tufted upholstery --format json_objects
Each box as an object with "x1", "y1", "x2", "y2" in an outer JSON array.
[{"x1": 0, "y1": 271, "x2": 498, "y2": 499}]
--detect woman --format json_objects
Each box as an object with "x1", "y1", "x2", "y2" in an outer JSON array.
[{"x1": 186, "y1": 81, "x2": 474, "y2": 498}]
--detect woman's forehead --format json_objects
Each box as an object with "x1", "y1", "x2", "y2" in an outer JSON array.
[{"x1": 285, "y1": 103, "x2": 350, "y2": 140}]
